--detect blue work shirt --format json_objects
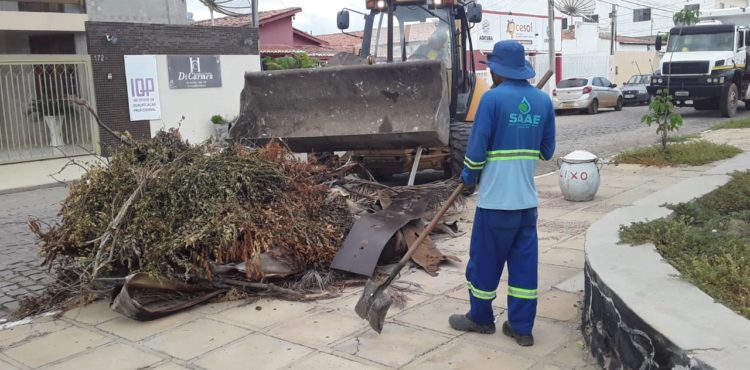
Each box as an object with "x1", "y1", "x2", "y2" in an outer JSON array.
[{"x1": 463, "y1": 79, "x2": 556, "y2": 210}]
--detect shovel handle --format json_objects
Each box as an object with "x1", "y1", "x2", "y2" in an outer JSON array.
[
  {"x1": 381, "y1": 183, "x2": 464, "y2": 287},
  {"x1": 536, "y1": 70, "x2": 554, "y2": 89},
  {"x1": 377, "y1": 70, "x2": 548, "y2": 286}
]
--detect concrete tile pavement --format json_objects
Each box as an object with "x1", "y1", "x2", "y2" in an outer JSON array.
[{"x1": 0, "y1": 157, "x2": 718, "y2": 369}]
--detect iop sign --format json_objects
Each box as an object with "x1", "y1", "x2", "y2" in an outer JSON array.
[
  {"x1": 124, "y1": 55, "x2": 161, "y2": 121},
  {"x1": 130, "y1": 78, "x2": 155, "y2": 97}
]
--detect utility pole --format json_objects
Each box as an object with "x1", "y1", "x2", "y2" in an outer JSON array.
[
  {"x1": 387, "y1": 0, "x2": 394, "y2": 63},
  {"x1": 548, "y1": 0, "x2": 555, "y2": 79},
  {"x1": 251, "y1": 0, "x2": 259, "y2": 27},
  {"x1": 650, "y1": 17, "x2": 654, "y2": 38},
  {"x1": 609, "y1": 4, "x2": 617, "y2": 55}
]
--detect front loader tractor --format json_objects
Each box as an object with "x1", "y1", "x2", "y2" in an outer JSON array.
[{"x1": 230, "y1": 0, "x2": 489, "y2": 179}]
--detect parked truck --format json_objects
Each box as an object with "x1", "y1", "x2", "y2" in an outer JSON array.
[{"x1": 648, "y1": 8, "x2": 750, "y2": 117}]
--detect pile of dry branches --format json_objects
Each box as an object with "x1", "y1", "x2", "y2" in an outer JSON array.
[
  {"x1": 22, "y1": 129, "x2": 361, "y2": 315},
  {"x1": 18, "y1": 129, "x2": 461, "y2": 319}
]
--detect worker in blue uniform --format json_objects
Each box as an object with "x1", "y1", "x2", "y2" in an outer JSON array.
[{"x1": 449, "y1": 40, "x2": 556, "y2": 347}]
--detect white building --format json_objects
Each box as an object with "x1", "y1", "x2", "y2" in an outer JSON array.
[
  {"x1": 0, "y1": 0, "x2": 259, "y2": 175},
  {"x1": 587, "y1": 0, "x2": 748, "y2": 38},
  {"x1": 474, "y1": 0, "x2": 563, "y2": 56},
  {"x1": 561, "y1": 23, "x2": 654, "y2": 54},
  {"x1": 0, "y1": 0, "x2": 188, "y2": 54}
]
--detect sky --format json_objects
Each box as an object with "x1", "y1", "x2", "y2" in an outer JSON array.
[{"x1": 185, "y1": 0, "x2": 366, "y2": 35}]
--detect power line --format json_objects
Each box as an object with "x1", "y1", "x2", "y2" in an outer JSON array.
[
  {"x1": 598, "y1": 0, "x2": 679, "y2": 14},
  {"x1": 617, "y1": 0, "x2": 676, "y2": 13}
]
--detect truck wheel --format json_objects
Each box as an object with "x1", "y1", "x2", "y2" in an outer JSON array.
[
  {"x1": 449, "y1": 122, "x2": 471, "y2": 178},
  {"x1": 720, "y1": 83, "x2": 739, "y2": 118},
  {"x1": 614, "y1": 97, "x2": 623, "y2": 111},
  {"x1": 587, "y1": 99, "x2": 599, "y2": 115},
  {"x1": 743, "y1": 99, "x2": 750, "y2": 110}
]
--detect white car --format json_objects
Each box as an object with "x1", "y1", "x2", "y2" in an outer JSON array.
[{"x1": 553, "y1": 76, "x2": 624, "y2": 115}]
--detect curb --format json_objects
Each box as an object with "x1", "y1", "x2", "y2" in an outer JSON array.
[
  {"x1": 582, "y1": 152, "x2": 750, "y2": 370},
  {"x1": 0, "y1": 181, "x2": 70, "y2": 196}
]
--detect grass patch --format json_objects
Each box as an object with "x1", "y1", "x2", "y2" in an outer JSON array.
[
  {"x1": 615, "y1": 140, "x2": 742, "y2": 166},
  {"x1": 712, "y1": 118, "x2": 750, "y2": 130},
  {"x1": 620, "y1": 171, "x2": 750, "y2": 319}
]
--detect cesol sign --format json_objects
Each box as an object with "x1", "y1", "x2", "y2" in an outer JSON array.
[
  {"x1": 471, "y1": 12, "x2": 563, "y2": 53},
  {"x1": 167, "y1": 55, "x2": 222, "y2": 89}
]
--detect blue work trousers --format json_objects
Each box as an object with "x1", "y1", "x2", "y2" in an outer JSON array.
[{"x1": 465, "y1": 207, "x2": 539, "y2": 335}]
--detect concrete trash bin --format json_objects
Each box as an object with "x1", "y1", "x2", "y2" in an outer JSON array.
[{"x1": 557, "y1": 150, "x2": 601, "y2": 202}]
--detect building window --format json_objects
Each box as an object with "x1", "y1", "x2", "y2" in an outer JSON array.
[
  {"x1": 685, "y1": 4, "x2": 700, "y2": 12},
  {"x1": 720, "y1": 3, "x2": 725, "y2": 9},
  {"x1": 18, "y1": 2, "x2": 65, "y2": 13},
  {"x1": 585, "y1": 14, "x2": 599, "y2": 23},
  {"x1": 633, "y1": 8, "x2": 651, "y2": 22}
]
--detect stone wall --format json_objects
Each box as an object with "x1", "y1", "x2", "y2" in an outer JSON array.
[{"x1": 582, "y1": 264, "x2": 709, "y2": 369}]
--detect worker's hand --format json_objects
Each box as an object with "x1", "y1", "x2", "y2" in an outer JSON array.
[{"x1": 460, "y1": 168, "x2": 479, "y2": 186}]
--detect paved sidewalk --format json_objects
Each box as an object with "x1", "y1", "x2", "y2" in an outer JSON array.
[
  {"x1": 0, "y1": 186, "x2": 67, "y2": 319},
  {"x1": 0, "y1": 156, "x2": 716, "y2": 370},
  {"x1": 3, "y1": 129, "x2": 749, "y2": 369}
]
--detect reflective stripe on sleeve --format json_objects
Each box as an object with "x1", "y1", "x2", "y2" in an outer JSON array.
[{"x1": 464, "y1": 156, "x2": 486, "y2": 170}]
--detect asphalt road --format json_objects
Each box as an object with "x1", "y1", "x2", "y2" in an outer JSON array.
[{"x1": 537, "y1": 103, "x2": 750, "y2": 175}]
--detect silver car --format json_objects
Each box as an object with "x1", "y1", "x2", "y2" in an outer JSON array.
[
  {"x1": 621, "y1": 74, "x2": 651, "y2": 106},
  {"x1": 553, "y1": 76, "x2": 624, "y2": 115}
]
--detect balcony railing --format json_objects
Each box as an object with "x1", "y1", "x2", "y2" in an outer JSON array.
[{"x1": 0, "y1": 0, "x2": 86, "y2": 14}]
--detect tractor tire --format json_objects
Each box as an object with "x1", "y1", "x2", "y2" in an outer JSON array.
[
  {"x1": 720, "y1": 83, "x2": 739, "y2": 118},
  {"x1": 449, "y1": 122, "x2": 472, "y2": 177},
  {"x1": 449, "y1": 122, "x2": 477, "y2": 195}
]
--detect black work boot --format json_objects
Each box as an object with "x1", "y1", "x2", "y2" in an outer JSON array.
[
  {"x1": 448, "y1": 314, "x2": 496, "y2": 334},
  {"x1": 502, "y1": 321, "x2": 534, "y2": 346}
]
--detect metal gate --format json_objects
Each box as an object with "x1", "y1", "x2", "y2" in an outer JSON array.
[{"x1": 0, "y1": 55, "x2": 98, "y2": 164}]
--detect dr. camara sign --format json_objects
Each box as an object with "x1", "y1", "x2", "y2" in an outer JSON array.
[{"x1": 167, "y1": 55, "x2": 222, "y2": 89}]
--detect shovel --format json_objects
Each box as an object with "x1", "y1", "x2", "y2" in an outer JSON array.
[{"x1": 355, "y1": 183, "x2": 464, "y2": 333}]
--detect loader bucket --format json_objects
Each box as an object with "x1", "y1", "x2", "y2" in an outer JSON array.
[{"x1": 230, "y1": 60, "x2": 450, "y2": 152}]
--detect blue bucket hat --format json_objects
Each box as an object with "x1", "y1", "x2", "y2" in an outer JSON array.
[{"x1": 481, "y1": 40, "x2": 536, "y2": 80}]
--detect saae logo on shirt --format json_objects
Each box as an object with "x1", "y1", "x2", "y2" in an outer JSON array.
[{"x1": 509, "y1": 97, "x2": 541, "y2": 126}]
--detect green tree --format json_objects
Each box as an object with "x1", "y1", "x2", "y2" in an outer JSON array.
[
  {"x1": 263, "y1": 53, "x2": 320, "y2": 70},
  {"x1": 642, "y1": 90, "x2": 684, "y2": 156},
  {"x1": 673, "y1": 8, "x2": 701, "y2": 26}
]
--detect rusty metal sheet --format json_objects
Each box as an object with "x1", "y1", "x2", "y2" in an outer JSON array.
[
  {"x1": 110, "y1": 273, "x2": 224, "y2": 321},
  {"x1": 331, "y1": 195, "x2": 429, "y2": 276},
  {"x1": 402, "y1": 223, "x2": 461, "y2": 276}
]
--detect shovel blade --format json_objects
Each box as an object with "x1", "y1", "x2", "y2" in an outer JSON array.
[{"x1": 355, "y1": 279, "x2": 393, "y2": 333}]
